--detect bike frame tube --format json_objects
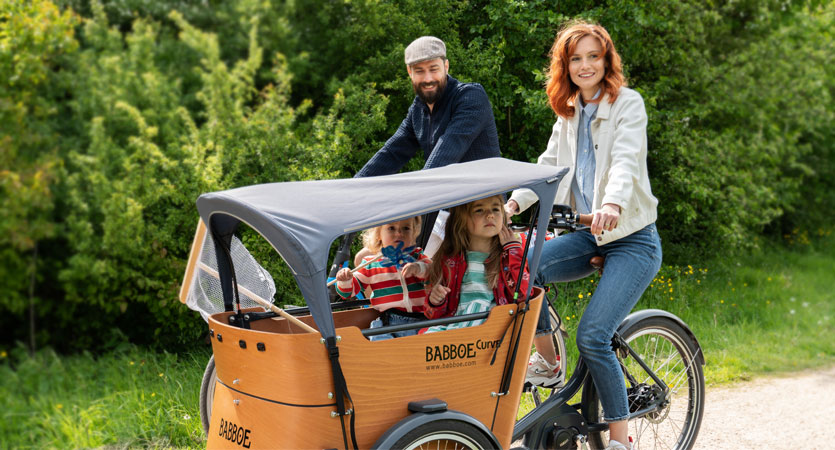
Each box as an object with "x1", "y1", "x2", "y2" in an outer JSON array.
[
  {"x1": 615, "y1": 333, "x2": 669, "y2": 393},
  {"x1": 512, "y1": 358, "x2": 594, "y2": 444},
  {"x1": 513, "y1": 320, "x2": 687, "y2": 444}
]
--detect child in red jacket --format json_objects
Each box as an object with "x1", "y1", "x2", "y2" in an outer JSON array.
[{"x1": 422, "y1": 195, "x2": 529, "y2": 333}]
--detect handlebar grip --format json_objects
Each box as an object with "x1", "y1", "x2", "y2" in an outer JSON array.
[{"x1": 578, "y1": 214, "x2": 592, "y2": 226}]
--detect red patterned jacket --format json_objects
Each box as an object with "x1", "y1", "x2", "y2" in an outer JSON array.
[{"x1": 423, "y1": 241, "x2": 530, "y2": 320}]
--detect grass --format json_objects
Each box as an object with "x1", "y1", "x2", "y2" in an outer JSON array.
[
  {"x1": 1, "y1": 231, "x2": 833, "y2": 447},
  {"x1": 0, "y1": 345, "x2": 210, "y2": 448},
  {"x1": 551, "y1": 228, "x2": 835, "y2": 386}
]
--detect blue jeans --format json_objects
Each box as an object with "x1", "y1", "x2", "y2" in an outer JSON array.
[
  {"x1": 536, "y1": 223, "x2": 662, "y2": 421},
  {"x1": 368, "y1": 310, "x2": 424, "y2": 341}
]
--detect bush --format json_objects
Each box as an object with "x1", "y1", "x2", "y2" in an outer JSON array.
[{"x1": 1, "y1": 0, "x2": 832, "y2": 352}]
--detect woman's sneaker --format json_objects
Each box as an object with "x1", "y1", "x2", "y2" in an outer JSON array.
[
  {"x1": 605, "y1": 439, "x2": 632, "y2": 450},
  {"x1": 525, "y1": 352, "x2": 563, "y2": 388}
]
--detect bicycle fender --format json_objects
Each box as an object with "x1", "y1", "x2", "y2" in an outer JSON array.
[
  {"x1": 618, "y1": 309, "x2": 705, "y2": 366},
  {"x1": 371, "y1": 409, "x2": 501, "y2": 449}
]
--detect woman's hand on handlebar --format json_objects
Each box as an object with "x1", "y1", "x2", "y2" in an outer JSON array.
[{"x1": 590, "y1": 203, "x2": 620, "y2": 236}]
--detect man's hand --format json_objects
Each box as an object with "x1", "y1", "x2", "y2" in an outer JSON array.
[
  {"x1": 590, "y1": 203, "x2": 620, "y2": 236},
  {"x1": 429, "y1": 284, "x2": 451, "y2": 305},
  {"x1": 504, "y1": 199, "x2": 520, "y2": 223}
]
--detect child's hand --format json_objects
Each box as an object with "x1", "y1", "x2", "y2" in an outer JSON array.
[
  {"x1": 335, "y1": 267, "x2": 353, "y2": 282},
  {"x1": 401, "y1": 262, "x2": 424, "y2": 279},
  {"x1": 429, "y1": 284, "x2": 451, "y2": 305},
  {"x1": 498, "y1": 224, "x2": 520, "y2": 245}
]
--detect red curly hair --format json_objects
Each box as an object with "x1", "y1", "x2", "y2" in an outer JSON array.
[{"x1": 545, "y1": 21, "x2": 626, "y2": 118}]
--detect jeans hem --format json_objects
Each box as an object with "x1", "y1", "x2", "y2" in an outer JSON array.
[{"x1": 604, "y1": 414, "x2": 630, "y2": 422}]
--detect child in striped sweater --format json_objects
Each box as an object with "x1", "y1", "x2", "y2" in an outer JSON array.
[
  {"x1": 422, "y1": 195, "x2": 529, "y2": 333},
  {"x1": 335, "y1": 216, "x2": 431, "y2": 341}
]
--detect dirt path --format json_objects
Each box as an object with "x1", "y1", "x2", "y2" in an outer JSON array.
[{"x1": 693, "y1": 365, "x2": 835, "y2": 449}]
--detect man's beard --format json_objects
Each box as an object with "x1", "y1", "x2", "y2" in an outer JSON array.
[{"x1": 413, "y1": 76, "x2": 446, "y2": 105}]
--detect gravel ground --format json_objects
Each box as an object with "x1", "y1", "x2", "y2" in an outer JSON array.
[{"x1": 693, "y1": 365, "x2": 835, "y2": 450}]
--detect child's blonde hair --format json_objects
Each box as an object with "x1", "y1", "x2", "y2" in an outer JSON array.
[
  {"x1": 428, "y1": 195, "x2": 507, "y2": 289},
  {"x1": 361, "y1": 216, "x2": 423, "y2": 254}
]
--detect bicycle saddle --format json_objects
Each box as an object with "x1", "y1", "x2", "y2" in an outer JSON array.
[{"x1": 590, "y1": 256, "x2": 604, "y2": 274}]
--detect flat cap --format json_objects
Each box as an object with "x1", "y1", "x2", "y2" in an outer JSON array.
[{"x1": 404, "y1": 36, "x2": 446, "y2": 65}]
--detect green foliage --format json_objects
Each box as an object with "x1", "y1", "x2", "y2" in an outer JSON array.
[
  {"x1": 2, "y1": 232, "x2": 833, "y2": 447},
  {"x1": 0, "y1": 0, "x2": 77, "y2": 344},
  {"x1": 0, "y1": 344, "x2": 208, "y2": 446},
  {"x1": 1, "y1": 0, "x2": 833, "y2": 351},
  {"x1": 1, "y1": 0, "x2": 364, "y2": 351}
]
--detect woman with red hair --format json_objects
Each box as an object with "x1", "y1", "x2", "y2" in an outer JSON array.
[{"x1": 506, "y1": 21, "x2": 662, "y2": 450}]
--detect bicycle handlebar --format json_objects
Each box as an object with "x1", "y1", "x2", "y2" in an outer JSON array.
[{"x1": 509, "y1": 205, "x2": 593, "y2": 233}]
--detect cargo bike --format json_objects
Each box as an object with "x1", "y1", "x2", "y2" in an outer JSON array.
[{"x1": 182, "y1": 158, "x2": 705, "y2": 449}]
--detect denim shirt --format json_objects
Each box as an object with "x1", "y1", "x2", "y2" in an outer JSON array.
[
  {"x1": 571, "y1": 91, "x2": 600, "y2": 214},
  {"x1": 356, "y1": 75, "x2": 501, "y2": 177}
]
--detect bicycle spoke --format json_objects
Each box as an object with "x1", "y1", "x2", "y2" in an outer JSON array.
[{"x1": 634, "y1": 417, "x2": 652, "y2": 445}]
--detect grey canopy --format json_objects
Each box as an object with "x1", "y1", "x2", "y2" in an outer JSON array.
[{"x1": 196, "y1": 157, "x2": 567, "y2": 340}]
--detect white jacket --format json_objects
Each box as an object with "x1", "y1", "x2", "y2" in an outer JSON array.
[{"x1": 510, "y1": 87, "x2": 658, "y2": 245}]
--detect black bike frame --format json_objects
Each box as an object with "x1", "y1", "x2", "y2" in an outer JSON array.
[{"x1": 512, "y1": 328, "x2": 671, "y2": 446}]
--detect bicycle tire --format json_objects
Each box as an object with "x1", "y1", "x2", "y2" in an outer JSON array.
[
  {"x1": 198, "y1": 355, "x2": 217, "y2": 435},
  {"x1": 582, "y1": 316, "x2": 705, "y2": 450},
  {"x1": 389, "y1": 419, "x2": 494, "y2": 450}
]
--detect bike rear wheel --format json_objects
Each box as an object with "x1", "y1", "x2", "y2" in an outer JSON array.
[{"x1": 583, "y1": 316, "x2": 705, "y2": 450}]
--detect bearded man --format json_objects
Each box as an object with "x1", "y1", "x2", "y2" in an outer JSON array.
[
  {"x1": 355, "y1": 36, "x2": 501, "y2": 178},
  {"x1": 351, "y1": 36, "x2": 501, "y2": 254}
]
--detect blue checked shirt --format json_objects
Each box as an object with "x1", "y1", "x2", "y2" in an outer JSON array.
[
  {"x1": 571, "y1": 91, "x2": 600, "y2": 214},
  {"x1": 356, "y1": 75, "x2": 501, "y2": 177}
]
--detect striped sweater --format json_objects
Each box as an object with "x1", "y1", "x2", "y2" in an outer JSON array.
[{"x1": 335, "y1": 248, "x2": 431, "y2": 313}]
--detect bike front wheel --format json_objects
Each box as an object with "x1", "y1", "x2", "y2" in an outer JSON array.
[
  {"x1": 199, "y1": 355, "x2": 217, "y2": 435},
  {"x1": 389, "y1": 420, "x2": 495, "y2": 450},
  {"x1": 583, "y1": 316, "x2": 705, "y2": 450}
]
